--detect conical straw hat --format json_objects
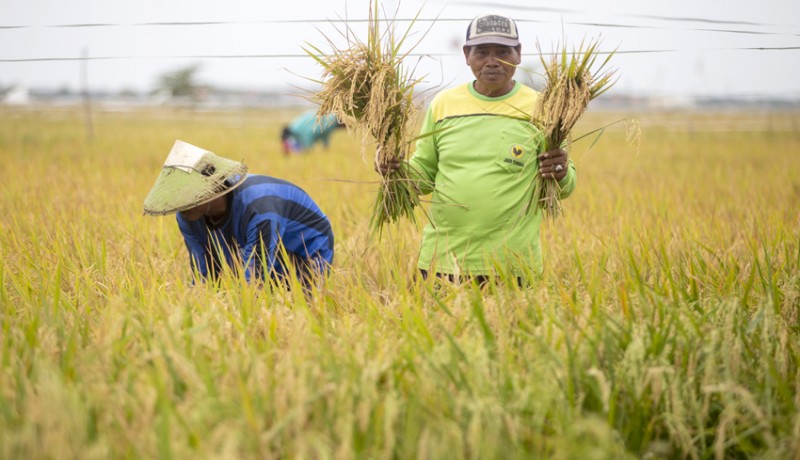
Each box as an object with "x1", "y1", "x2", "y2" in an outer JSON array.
[{"x1": 143, "y1": 140, "x2": 248, "y2": 215}]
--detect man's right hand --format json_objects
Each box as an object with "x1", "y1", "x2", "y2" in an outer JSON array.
[{"x1": 375, "y1": 158, "x2": 402, "y2": 176}]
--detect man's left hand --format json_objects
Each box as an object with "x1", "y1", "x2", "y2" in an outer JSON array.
[{"x1": 538, "y1": 148, "x2": 569, "y2": 181}]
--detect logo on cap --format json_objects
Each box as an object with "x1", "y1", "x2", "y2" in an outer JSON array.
[{"x1": 476, "y1": 16, "x2": 512, "y2": 35}]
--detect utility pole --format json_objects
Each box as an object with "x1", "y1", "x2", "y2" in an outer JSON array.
[{"x1": 81, "y1": 47, "x2": 94, "y2": 142}]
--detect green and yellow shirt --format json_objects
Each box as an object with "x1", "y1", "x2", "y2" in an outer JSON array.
[{"x1": 408, "y1": 81, "x2": 576, "y2": 276}]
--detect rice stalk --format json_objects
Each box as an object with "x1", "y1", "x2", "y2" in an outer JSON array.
[
  {"x1": 529, "y1": 38, "x2": 617, "y2": 219},
  {"x1": 305, "y1": 1, "x2": 426, "y2": 235}
]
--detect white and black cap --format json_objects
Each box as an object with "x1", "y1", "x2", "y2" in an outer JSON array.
[{"x1": 465, "y1": 13, "x2": 520, "y2": 47}]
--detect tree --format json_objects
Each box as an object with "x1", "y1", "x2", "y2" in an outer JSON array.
[{"x1": 156, "y1": 64, "x2": 202, "y2": 98}]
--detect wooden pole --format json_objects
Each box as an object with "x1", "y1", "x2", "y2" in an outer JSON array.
[{"x1": 81, "y1": 47, "x2": 94, "y2": 142}]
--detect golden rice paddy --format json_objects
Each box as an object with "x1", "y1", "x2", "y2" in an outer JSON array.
[{"x1": 1, "y1": 106, "x2": 798, "y2": 458}]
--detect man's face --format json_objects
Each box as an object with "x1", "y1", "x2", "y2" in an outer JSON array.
[
  {"x1": 463, "y1": 44, "x2": 521, "y2": 94},
  {"x1": 179, "y1": 204, "x2": 207, "y2": 222}
]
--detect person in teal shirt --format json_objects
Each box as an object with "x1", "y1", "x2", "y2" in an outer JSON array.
[
  {"x1": 378, "y1": 13, "x2": 577, "y2": 286},
  {"x1": 281, "y1": 111, "x2": 344, "y2": 155}
]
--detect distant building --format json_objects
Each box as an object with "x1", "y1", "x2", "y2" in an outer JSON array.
[
  {"x1": 2, "y1": 85, "x2": 31, "y2": 105},
  {"x1": 647, "y1": 95, "x2": 697, "y2": 110}
]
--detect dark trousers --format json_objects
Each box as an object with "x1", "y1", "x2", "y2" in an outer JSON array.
[{"x1": 419, "y1": 269, "x2": 526, "y2": 288}]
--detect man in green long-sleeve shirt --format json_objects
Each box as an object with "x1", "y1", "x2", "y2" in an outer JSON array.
[{"x1": 380, "y1": 13, "x2": 576, "y2": 285}]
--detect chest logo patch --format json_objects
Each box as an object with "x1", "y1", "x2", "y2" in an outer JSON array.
[{"x1": 510, "y1": 145, "x2": 525, "y2": 159}]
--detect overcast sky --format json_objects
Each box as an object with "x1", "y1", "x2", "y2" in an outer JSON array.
[{"x1": 2, "y1": 0, "x2": 799, "y2": 100}]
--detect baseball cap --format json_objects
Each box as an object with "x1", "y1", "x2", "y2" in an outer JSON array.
[{"x1": 465, "y1": 13, "x2": 520, "y2": 47}]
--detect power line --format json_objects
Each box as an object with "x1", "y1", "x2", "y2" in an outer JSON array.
[
  {"x1": 0, "y1": 17, "x2": 798, "y2": 38},
  {"x1": 2, "y1": 46, "x2": 799, "y2": 63},
  {"x1": 0, "y1": 18, "x2": 452, "y2": 29},
  {"x1": 564, "y1": 20, "x2": 794, "y2": 37},
  {"x1": 436, "y1": 1, "x2": 799, "y2": 30}
]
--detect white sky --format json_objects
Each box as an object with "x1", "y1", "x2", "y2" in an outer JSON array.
[{"x1": 2, "y1": 0, "x2": 799, "y2": 100}]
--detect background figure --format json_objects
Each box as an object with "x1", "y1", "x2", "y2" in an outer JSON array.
[
  {"x1": 144, "y1": 140, "x2": 334, "y2": 288},
  {"x1": 281, "y1": 110, "x2": 345, "y2": 155}
]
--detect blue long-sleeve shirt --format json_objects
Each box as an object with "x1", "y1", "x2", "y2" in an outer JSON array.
[{"x1": 176, "y1": 174, "x2": 334, "y2": 284}]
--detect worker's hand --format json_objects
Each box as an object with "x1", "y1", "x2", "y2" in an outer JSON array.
[
  {"x1": 375, "y1": 158, "x2": 403, "y2": 177},
  {"x1": 538, "y1": 148, "x2": 569, "y2": 181}
]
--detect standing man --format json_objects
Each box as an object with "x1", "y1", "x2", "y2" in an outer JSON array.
[
  {"x1": 381, "y1": 13, "x2": 576, "y2": 285},
  {"x1": 281, "y1": 110, "x2": 345, "y2": 155},
  {"x1": 144, "y1": 140, "x2": 334, "y2": 287}
]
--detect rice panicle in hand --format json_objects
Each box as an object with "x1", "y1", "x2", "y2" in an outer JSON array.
[
  {"x1": 529, "y1": 38, "x2": 617, "y2": 219},
  {"x1": 306, "y1": 1, "x2": 426, "y2": 235}
]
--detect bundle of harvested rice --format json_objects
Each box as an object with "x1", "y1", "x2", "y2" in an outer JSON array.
[
  {"x1": 305, "y1": 1, "x2": 425, "y2": 235},
  {"x1": 529, "y1": 38, "x2": 617, "y2": 219}
]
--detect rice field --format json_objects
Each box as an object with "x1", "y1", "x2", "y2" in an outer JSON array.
[{"x1": 1, "y1": 106, "x2": 798, "y2": 459}]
